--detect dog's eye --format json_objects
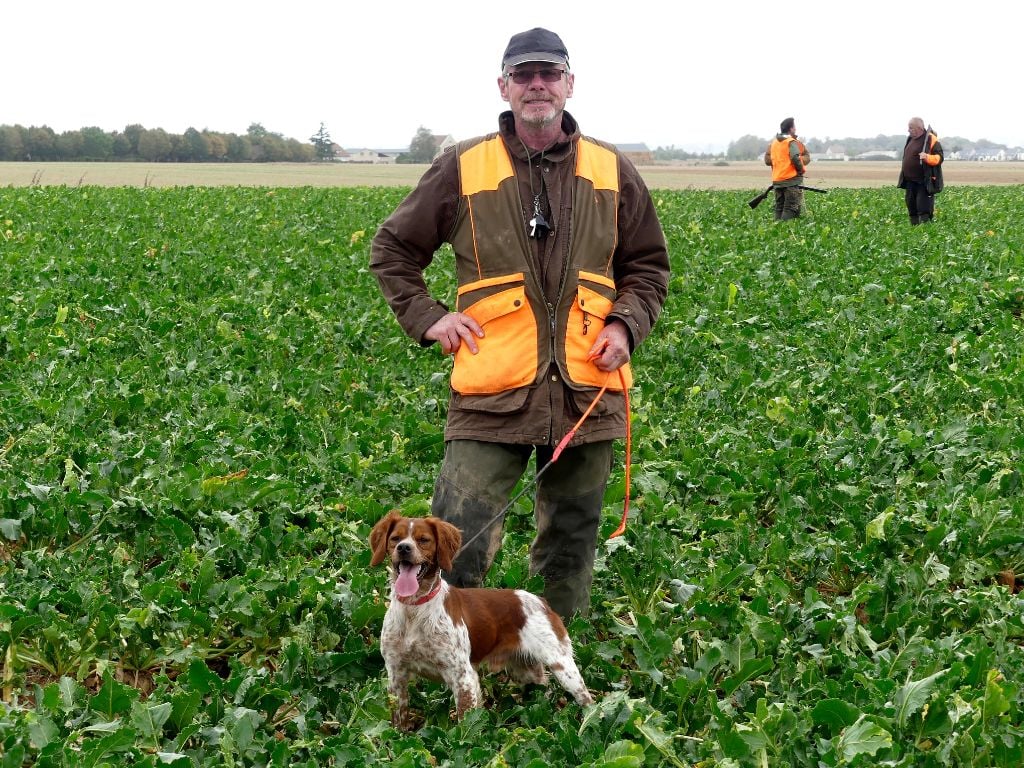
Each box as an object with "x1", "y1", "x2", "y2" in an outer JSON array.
[{"x1": 417, "y1": 537, "x2": 430, "y2": 545}]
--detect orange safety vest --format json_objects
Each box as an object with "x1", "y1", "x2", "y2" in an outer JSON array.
[
  {"x1": 447, "y1": 135, "x2": 633, "y2": 396},
  {"x1": 770, "y1": 136, "x2": 807, "y2": 183}
]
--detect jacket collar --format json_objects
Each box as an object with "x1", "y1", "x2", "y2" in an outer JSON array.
[{"x1": 498, "y1": 110, "x2": 580, "y2": 163}]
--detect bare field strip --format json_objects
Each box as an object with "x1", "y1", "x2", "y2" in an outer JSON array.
[{"x1": 2, "y1": 159, "x2": 1023, "y2": 190}]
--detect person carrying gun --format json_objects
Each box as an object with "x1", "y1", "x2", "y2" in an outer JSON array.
[
  {"x1": 762, "y1": 117, "x2": 810, "y2": 221},
  {"x1": 897, "y1": 117, "x2": 943, "y2": 224}
]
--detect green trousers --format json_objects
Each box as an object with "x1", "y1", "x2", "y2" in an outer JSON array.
[
  {"x1": 431, "y1": 439, "x2": 613, "y2": 619},
  {"x1": 773, "y1": 184, "x2": 804, "y2": 220}
]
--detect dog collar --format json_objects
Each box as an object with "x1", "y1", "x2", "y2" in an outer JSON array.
[{"x1": 398, "y1": 577, "x2": 443, "y2": 606}]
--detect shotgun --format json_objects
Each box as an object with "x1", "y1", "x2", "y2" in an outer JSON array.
[
  {"x1": 921, "y1": 124, "x2": 934, "y2": 165},
  {"x1": 748, "y1": 184, "x2": 828, "y2": 209}
]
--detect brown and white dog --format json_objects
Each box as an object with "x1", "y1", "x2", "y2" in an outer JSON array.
[{"x1": 369, "y1": 510, "x2": 594, "y2": 730}]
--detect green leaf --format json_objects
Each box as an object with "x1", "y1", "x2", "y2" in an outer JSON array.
[
  {"x1": 131, "y1": 701, "x2": 173, "y2": 746},
  {"x1": 721, "y1": 657, "x2": 774, "y2": 695},
  {"x1": 983, "y1": 669, "x2": 1011, "y2": 720},
  {"x1": 894, "y1": 670, "x2": 945, "y2": 728},
  {"x1": 836, "y1": 716, "x2": 892, "y2": 761},
  {"x1": 865, "y1": 507, "x2": 893, "y2": 541},
  {"x1": 0, "y1": 518, "x2": 21, "y2": 540},
  {"x1": 90, "y1": 671, "x2": 136, "y2": 718},
  {"x1": 594, "y1": 740, "x2": 645, "y2": 767},
  {"x1": 27, "y1": 714, "x2": 59, "y2": 750},
  {"x1": 79, "y1": 728, "x2": 137, "y2": 768},
  {"x1": 811, "y1": 699, "x2": 860, "y2": 734}
]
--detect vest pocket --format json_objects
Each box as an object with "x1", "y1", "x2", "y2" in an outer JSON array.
[
  {"x1": 451, "y1": 278, "x2": 538, "y2": 395},
  {"x1": 566, "y1": 273, "x2": 633, "y2": 390}
]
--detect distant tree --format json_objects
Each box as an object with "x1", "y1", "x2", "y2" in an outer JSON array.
[
  {"x1": 0, "y1": 125, "x2": 27, "y2": 160},
  {"x1": 310, "y1": 122, "x2": 335, "y2": 160},
  {"x1": 111, "y1": 132, "x2": 133, "y2": 159},
  {"x1": 183, "y1": 127, "x2": 210, "y2": 161},
  {"x1": 287, "y1": 139, "x2": 315, "y2": 162},
  {"x1": 80, "y1": 126, "x2": 114, "y2": 160},
  {"x1": 138, "y1": 128, "x2": 172, "y2": 161},
  {"x1": 260, "y1": 134, "x2": 289, "y2": 162},
  {"x1": 401, "y1": 125, "x2": 436, "y2": 164},
  {"x1": 123, "y1": 124, "x2": 145, "y2": 156},
  {"x1": 55, "y1": 130, "x2": 84, "y2": 160},
  {"x1": 726, "y1": 134, "x2": 769, "y2": 161},
  {"x1": 27, "y1": 126, "x2": 57, "y2": 160},
  {"x1": 227, "y1": 135, "x2": 254, "y2": 162},
  {"x1": 204, "y1": 131, "x2": 228, "y2": 161}
]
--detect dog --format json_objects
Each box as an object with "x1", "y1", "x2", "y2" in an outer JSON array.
[{"x1": 369, "y1": 510, "x2": 594, "y2": 730}]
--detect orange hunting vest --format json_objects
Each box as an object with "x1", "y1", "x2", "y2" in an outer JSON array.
[
  {"x1": 447, "y1": 134, "x2": 633, "y2": 396},
  {"x1": 770, "y1": 136, "x2": 806, "y2": 182}
]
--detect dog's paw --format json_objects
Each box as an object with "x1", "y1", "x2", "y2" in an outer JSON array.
[{"x1": 392, "y1": 710, "x2": 424, "y2": 732}]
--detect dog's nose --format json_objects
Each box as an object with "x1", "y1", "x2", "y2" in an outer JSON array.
[{"x1": 397, "y1": 542, "x2": 412, "y2": 555}]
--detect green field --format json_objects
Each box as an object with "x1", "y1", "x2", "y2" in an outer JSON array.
[{"x1": 1, "y1": 184, "x2": 1022, "y2": 766}]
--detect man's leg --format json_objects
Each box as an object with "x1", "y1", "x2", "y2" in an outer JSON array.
[
  {"x1": 431, "y1": 440, "x2": 530, "y2": 587},
  {"x1": 530, "y1": 441, "x2": 614, "y2": 618},
  {"x1": 773, "y1": 188, "x2": 785, "y2": 221},
  {"x1": 917, "y1": 185, "x2": 935, "y2": 223},
  {"x1": 780, "y1": 185, "x2": 803, "y2": 220},
  {"x1": 906, "y1": 184, "x2": 921, "y2": 224}
]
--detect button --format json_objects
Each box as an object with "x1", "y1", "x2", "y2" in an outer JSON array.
[{"x1": 551, "y1": 375, "x2": 558, "y2": 382}]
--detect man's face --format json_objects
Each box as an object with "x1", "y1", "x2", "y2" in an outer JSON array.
[
  {"x1": 498, "y1": 62, "x2": 574, "y2": 127},
  {"x1": 908, "y1": 121, "x2": 925, "y2": 138}
]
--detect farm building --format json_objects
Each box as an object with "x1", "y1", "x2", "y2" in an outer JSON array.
[{"x1": 615, "y1": 143, "x2": 654, "y2": 165}]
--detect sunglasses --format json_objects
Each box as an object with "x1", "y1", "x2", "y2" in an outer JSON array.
[{"x1": 506, "y1": 68, "x2": 566, "y2": 85}]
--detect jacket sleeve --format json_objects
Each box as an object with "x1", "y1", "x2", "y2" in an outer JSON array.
[
  {"x1": 607, "y1": 156, "x2": 670, "y2": 351},
  {"x1": 789, "y1": 140, "x2": 805, "y2": 174},
  {"x1": 369, "y1": 152, "x2": 461, "y2": 345}
]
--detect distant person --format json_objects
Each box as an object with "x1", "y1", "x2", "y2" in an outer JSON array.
[
  {"x1": 897, "y1": 117, "x2": 944, "y2": 224},
  {"x1": 763, "y1": 117, "x2": 810, "y2": 221},
  {"x1": 369, "y1": 27, "x2": 670, "y2": 619}
]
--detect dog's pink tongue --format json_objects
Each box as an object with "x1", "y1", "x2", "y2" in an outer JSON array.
[{"x1": 395, "y1": 563, "x2": 419, "y2": 597}]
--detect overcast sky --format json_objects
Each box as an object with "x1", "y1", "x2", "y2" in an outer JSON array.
[{"x1": 5, "y1": 0, "x2": 1020, "y2": 153}]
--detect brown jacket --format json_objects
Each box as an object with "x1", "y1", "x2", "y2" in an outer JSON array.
[{"x1": 370, "y1": 111, "x2": 669, "y2": 447}]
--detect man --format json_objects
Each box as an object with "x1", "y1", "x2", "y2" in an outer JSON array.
[
  {"x1": 370, "y1": 27, "x2": 669, "y2": 619},
  {"x1": 897, "y1": 117, "x2": 944, "y2": 224},
  {"x1": 763, "y1": 117, "x2": 810, "y2": 220}
]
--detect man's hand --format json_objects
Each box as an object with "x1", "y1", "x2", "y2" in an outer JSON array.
[
  {"x1": 424, "y1": 312, "x2": 484, "y2": 355},
  {"x1": 588, "y1": 320, "x2": 631, "y2": 372}
]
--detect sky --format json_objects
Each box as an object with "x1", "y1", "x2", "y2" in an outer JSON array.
[{"x1": 5, "y1": 0, "x2": 1021, "y2": 153}]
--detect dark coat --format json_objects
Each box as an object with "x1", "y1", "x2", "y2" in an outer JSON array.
[{"x1": 898, "y1": 131, "x2": 944, "y2": 194}]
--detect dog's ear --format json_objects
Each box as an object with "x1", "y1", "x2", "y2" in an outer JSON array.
[
  {"x1": 430, "y1": 518, "x2": 462, "y2": 574},
  {"x1": 369, "y1": 510, "x2": 401, "y2": 567}
]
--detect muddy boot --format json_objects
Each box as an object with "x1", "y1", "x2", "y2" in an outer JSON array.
[{"x1": 909, "y1": 214, "x2": 921, "y2": 225}]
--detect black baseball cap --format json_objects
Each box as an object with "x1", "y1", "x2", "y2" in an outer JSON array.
[{"x1": 501, "y1": 27, "x2": 569, "y2": 69}]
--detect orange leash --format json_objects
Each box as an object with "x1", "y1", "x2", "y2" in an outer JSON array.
[
  {"x1": 553, "y1": 343, "x2": 631, "y2": 539},
  {"x1": 608, "y1": 368, "x2": 631, "y2": 539}
]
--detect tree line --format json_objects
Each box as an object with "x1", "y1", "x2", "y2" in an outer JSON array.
[{"x1": 0, "y1": 123, "x2": 317, "y2": 163}]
